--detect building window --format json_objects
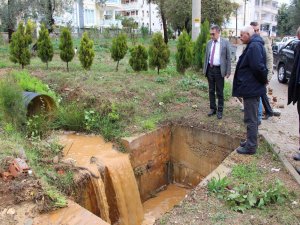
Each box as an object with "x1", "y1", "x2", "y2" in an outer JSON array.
[{"x1": 84, "y1": 9, "x2": 95, "y2": 25}]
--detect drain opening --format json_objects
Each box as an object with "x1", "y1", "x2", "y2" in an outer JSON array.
[{"x1": 62, "y1": 125, "x2": 239, "y2": 225}]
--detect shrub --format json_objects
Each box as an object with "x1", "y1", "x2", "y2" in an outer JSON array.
[
  {"x1": 111, "y1": 33, "x2": 128, "y2": 71},
  {"x1": 129, "y1": 44, "x2": 148, "y2": 72},
  {"x1": 193, "y1": 19, "x2": 210, "y2": 71},
  {"x1": 0, "y1": 76, "x2": 26, "y2": 129},
  {"x1": 37, "y1": 23, "x2": 54, "y2": 69},
  {"x1": 59, "y1": 27, "x2": 75, "y2": 72},
  {"x1": 79, "y1": 32, "x2": 95, "y2": 70},
  {"x1": 140, "y1": 26, "x2": 149, "y2": 39},
  {"x1": 9, "y1": 21, "x2": 31, "y2": 69},
  {"x1": 149, "y1": 32, "x2": 170, "y2": 75},
  {"x1": 176, "y1": 30, "x2": 193, "y2": 74}
]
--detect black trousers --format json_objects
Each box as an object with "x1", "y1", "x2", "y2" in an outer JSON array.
[
  {"x1": 207, "y1": 66, "x2": 224, "y2": 112},
  {"x1": 261, "y1": 92, "x2": 273, "y2": 115},
  {"x1": 298, "y1": 101, "x2": 300, "y2": 151},
  {"x1": 243, "y1": 96, "x2": 260, "y2": 151}
]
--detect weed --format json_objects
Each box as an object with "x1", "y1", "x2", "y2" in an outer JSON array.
[
  {"x1": 0, "y1": 76, "x2": 26, "y2": 129},
  {"x1": 157, "y1": 89, "x2": 176, "y2": 104},
  {"x1": 231, "y1": 163, "x2": 261, "y2": 182},
  {"x1": 142, "y1": 119, "x2": 156, "y2": 131},
  {"x1": 26, "y1": 114, "x2": 51, "y2": 138},
  {"x1": 46, "y1": 188, "x2": 67, "y2": 208},
  {"x1": 224, "y1": 81, "x2": 232, "y2": 101},
  {"x1": 155, "y1": 76, "x2": 168, "y2": 84},
  {"x1": 207, "y1": 175, "x2": 230, "y2": 198},
  {"x1": 12, "y1": 70, "x2": 59, "y2": 103}
]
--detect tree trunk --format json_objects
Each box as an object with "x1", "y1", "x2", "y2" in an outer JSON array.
[
  {"x1": 161, "y1": 10, "x2": 168, "y2": 44},
  {"x1": 7, "y1": 0, "x2": 15, "y2": 43},
  {"x1": 116, "y1": 60, "x2": 119, "y2": 71},
  {"x1": 157, "y1": 67, "x2": 160, "y2": 75},
  {"x1": 67, "y1": 62, "x2": 69, "y2": 72},
  {"x1": 22, "y1": 64, "x2": 24, "y2": 69},
  {"x1": 46, "y1": 61, "x2": 49, "y2": 70}
]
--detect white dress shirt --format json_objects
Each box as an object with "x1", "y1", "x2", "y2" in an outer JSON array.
[{"x1": 209, "y1": 37, "x2": 221, "y2": 66}]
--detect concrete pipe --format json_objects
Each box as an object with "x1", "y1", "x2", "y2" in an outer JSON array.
[{"x1": 23, "y1": 91, "x2": 56, "y2": 116}]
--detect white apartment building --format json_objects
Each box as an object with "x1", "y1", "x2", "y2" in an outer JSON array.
[
  {"x1": 72, "y1": 0, "x2": 122, "y2": 30},
  {"x1": 254, "y1": 0, "x2": 278, "y2": 37},
  {"x1": 226, "y1": 0, "x2": 279, "y2": 37},
  {"x1": 118, "y1": 0, "x2": 163, "y2": 33}
]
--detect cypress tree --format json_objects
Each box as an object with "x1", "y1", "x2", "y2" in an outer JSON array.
[
  {"x1": 78, "y1": 32, "x2": 95, "y2": 70},
  {"x1": 193, "y1": 19, "x2": 210, "y2": 71},
  {"x1": 129, "y1": 44, "x2": 148, "y2": 72},
  {"x1": 37, "y1": 23, "x2": 54, "y2": 69},
  {"x1": 176, "y1": 30, "x2": 193, "y2": 74},
  {"x1": 59, "y1": 27, "x2": 74, "y2": 72},
  {"x1": 9, "y1": 21, "x2": 31, "y2": 69},
  {"x1": 148, "y1": 32, "x2": 170, "y2": 75},
  {"x1": 111, "y1": 33, "x2": 128, "y2": 71}
]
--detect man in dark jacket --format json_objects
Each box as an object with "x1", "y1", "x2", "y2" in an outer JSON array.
[
  {"x1": 290, "y1": 26, "x2": 300, "y2": 164},
  {"x1": 233, "y1": 26, "x2": 268, "y2": 155}
]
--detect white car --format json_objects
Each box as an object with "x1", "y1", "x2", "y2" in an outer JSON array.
[{"x1": 274, "y1": 36, "x2": 297, "y2": 52}]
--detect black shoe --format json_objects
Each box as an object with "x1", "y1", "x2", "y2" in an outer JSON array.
[
  {"x1": 236, "y1": 146, "x2": 256, "y2": 155},
  {"x1": 217, "y1": 112, "x2": 222, "y2": 119},
  {"x1": 258, "y1": 121, "x2": 261, "y2": 126},
  {"x1": 296, "y1": 167, "x2": 300, "y2": 175},
  {"x1": 207, "y1": 109, "x2": 216, "y2": 116},
  {"x1": 293, "y1": 153, "x2": 300, "y2": 161},
  {"x1": 240, "y1": 140, "x2": 246, "y2": 147},
  {"x1": 262, "y1": 113, "x2": 273, "y2": 120}
]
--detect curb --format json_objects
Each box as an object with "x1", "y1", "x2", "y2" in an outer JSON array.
[{"x1": 261, "y1": 133, "x2": 300, "y2": 185}]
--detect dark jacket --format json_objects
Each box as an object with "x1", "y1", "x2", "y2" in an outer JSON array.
[
  {"x1": 232, "y1": 34, "x2": 268, "y2": 98},
  {"x1": 288, "y1": 41, "x2": 300, "y2": 105}
]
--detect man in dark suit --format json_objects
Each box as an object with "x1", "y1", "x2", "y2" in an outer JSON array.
[
  {"x1": 203, "y1": 25, "x2": 231, "y2": 119},
  {"x1": 290, "y1": 26, "x2": 300, "y2": 167},
  {"x1": 233, "y1": 25, "x2": 268, "y2": 155}
]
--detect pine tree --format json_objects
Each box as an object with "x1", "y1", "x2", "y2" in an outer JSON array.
[
  {"x1": 78, "y1": 32, "x2": 95, "y2": 70},
  {"x1": 37, "y1": 23, "x2": 54, "y2": 69},
  {"x1": 111, "y1": 33, "x2": 128, "y2": 71},
  {"x1": 59, "y1": 27, "x2": 74, "y2": 72},
  {"x1": 193, "y1": 20, "x2": 210, "y2": 71},
  {"x1": 9, "y1": 21, "x2": 31, "y2": 69},
  {"x1": 176, "y1": 30, "x2": 193, "y2": 74},
  {"x1": 129, "y1": 44, "x2": 148, "y2": 72},
  {"x1": 148, "y1": 32, "x2": 170, "y2": 75}
]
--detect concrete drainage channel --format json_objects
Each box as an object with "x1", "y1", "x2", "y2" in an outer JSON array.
[{"x1": 34, "y1": 126, "x2": 240, "y2": 225}]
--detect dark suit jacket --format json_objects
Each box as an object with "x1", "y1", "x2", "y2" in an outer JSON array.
[{"x1": 288, "y1": 41, "x2": 300, "y2": 105}]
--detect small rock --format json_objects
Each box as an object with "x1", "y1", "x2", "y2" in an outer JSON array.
[
  {"x1": 273, "y1": 109, "x2": 281, "y2": 116},
  {"x1": 277, "y1": 104, "x2": 285, "y2": 108},
  {"x1": 1, "y1": 208, "x2": 8, "y2": 216},
  {"x1": 192, "y1": 104, "x2": 198, "y2": 109},
  {"x1": 61, "y1": 158, "x2": 76, "y2": 166},
  {"x1": 273, "y1": 96, "x2": 277, "y2": 102},
  {"x1": 53, "y1": 156, "x2": 59, "y2": 164},
  {"x1": 6, "y1": 208, "x2": 16, "y2": 215},
  {"x1": 24, "y1": 218, "x2": 33, "y2": 225},
  {"x1": 159, "y1": 102, "x2": 164, "y2": 106},
  {"x1": 18, "y1": 147, "x2": 27, "y2": 160}
]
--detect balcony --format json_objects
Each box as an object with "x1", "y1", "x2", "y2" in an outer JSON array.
[
  {"x1": 96, "y1": 0, "x2": 122, "y2": 9},
  {"x1": 99, "y1": 19, "x2": 122, "y2": 28}
]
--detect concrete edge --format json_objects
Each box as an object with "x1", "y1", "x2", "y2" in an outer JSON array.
[{"x1": 260, "y1": 133, "x2": 300, "y2": 186}]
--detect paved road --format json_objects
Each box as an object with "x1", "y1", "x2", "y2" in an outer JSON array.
[{"x1": 260, "y1": 71, "x2": 299, "y2": 169}]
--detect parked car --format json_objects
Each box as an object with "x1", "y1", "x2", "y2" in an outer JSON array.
[
  {"x1": 273, "y1": 36, "x2": 297, "y2": 52},
  {"x1": 273, "y1": 39, "x2": 300, "y2": 83}
]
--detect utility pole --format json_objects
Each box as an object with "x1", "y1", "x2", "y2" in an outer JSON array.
[
  {"x1": 149, "y1": 2, "x2": 152, "y2": 35},
  {"x1": 192, "y1": 0, "x2": 201, "y2": 41},
  {"x1": 243, "y1": 0, "x2": 248, "y2": 26}
]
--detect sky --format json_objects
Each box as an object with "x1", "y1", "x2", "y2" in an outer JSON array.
[{"x1": 278, "y1": 0, "x2": 291, "y2": 5}]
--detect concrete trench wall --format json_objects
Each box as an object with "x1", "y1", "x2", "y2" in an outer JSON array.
[{"x1": 123, "y1": 125, "x2": 240, "y2": 201}]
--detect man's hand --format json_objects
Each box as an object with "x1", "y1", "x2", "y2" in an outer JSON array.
[{"x1": 225, "y1": 74, "x2": 230, "y2": 78}]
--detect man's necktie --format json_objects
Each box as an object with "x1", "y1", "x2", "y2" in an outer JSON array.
[{"x1": 210, "y1": 40, "x2": 217, "y2": 67}]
